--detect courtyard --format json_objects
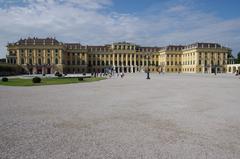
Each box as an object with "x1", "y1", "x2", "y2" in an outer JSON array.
[{"x1": 0, "y1": 73, "x2": 240, "y2": 159}]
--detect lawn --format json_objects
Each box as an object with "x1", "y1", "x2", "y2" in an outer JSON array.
[{"x1": 0, "y1": 77, "x2": 106, "y2": 86}]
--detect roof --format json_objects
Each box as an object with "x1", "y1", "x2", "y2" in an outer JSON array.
[
  {"x1": 161, "y1": 45, "x2": 185, "y2": 51},
  {"x1": 13, "y1": 37, "x2": 61, "y2": 46}
]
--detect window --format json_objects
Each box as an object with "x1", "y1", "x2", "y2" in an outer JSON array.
[
  {"x1": 38, "y1": 58, "x2": 41, "y2": 65},
  {"x1": 55, "y1": 58, "x2": 58, "y2": 64},
  {"x1": 47, "y1": 59, "x2": 51, "y2": 64},
  {"x1": 21, "y1": 58, "x2": 24, "y2": 64},
  {"x1": 88, "y1": 61, "x2": 92, "y2": 66}
]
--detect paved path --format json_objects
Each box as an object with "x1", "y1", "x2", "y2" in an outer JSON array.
[{"x1": 0, "y1": 73, "x2": 240, "y2": 159}]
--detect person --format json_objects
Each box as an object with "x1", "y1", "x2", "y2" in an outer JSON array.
[
  {"x1": 235, "y1": 70, "x2": 239, "y2": 76},
  {"x1": 121, "y1": 72, "x2": 124, "y2": 78}
]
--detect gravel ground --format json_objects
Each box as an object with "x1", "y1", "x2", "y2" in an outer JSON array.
[{"x1": 0, "y1": 73, "x2": 240, "y2": 159}]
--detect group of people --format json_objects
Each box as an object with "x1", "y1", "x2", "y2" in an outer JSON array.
[
  {"x1": 91, "y1": 72, "x2": 125, "y2": 78},
  {"x1": 109, "y1": 72, "x2": 125, "y2": 78}
]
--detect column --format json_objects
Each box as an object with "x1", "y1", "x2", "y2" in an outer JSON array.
[
  {"x1": 24, "y1": 49, "x2": 28, "y2": 64},
  {"x1": 112, "y1": 53, "x2": 115, "y2": 67},
  {"x1": 121, "y1": 54, "x2": 124, "y2": 72},
  {"x1": 102, "y1": 54, "x2": 105, "y2": 66},
  {"x1": 84, "y1": 53, "x2": 87, "y2": 65},
  {"x1": 134, "y1": 53, "x2": 136, "y2": 72},
  {"x1": 130, "y1": 54, "x2": 133, "y2": 73},
  {"x1": 33, "y1": 49, "x2": 36, "y2": 64},
  {"x1": 108, "y1": 54, "x2": 111, "y2": 66},
  {"x1": 117, "y1": 54, "x2": 119, "y2": 67},
  {"x1": 16, "y1": 49, "x2": 20, "y2": 64},
  {"x1": 126, "y1": 54, "x2": 128, "y2": 73}
]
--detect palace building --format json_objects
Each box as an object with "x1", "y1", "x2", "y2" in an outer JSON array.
[{"x1": 6, "y1": 37, "x2": 231, "y2": 74}]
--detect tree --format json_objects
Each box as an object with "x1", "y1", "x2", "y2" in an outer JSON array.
[{"x1": 236, "y1": 52, "x2": 240, "y2": 64}]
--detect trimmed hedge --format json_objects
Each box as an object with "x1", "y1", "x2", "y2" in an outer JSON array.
[
  {"x1": 2, "y1": 77, "x2": 8, "y2": 82},
  {"x1": 32, "y1": 77, "x2": 41, "y2": 83}
]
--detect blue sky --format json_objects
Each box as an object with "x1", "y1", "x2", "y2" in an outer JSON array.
[{"x1": 0, "y1": 0, "x2": 240, "y2": 58}]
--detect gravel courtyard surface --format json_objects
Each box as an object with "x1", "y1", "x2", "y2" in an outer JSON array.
[{"x1": 0, "y1": 73, "x2": 240, "y2": 159}]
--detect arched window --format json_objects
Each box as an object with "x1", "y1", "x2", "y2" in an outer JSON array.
[
  {"x1": 55, "y1": 58, "x2": 58, "y2": 64},
  {"x1": 47, "y1": 58, "x2": 50, "y2": 64},
  {"x1": 29, "y1": 59, "x2": 32, "y2": 64},
  {"x1": 21, "y1": 58, "x2": 24, "y2": 64},
  {"x1": 38, "y1": 58, "x2": 42, "y2": 65}
]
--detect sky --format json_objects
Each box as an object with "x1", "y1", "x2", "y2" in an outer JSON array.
[{"x1": 0, "y1": 0, "x2": 240, "y2": 58}]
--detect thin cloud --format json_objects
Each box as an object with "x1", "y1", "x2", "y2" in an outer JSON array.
[{"x1": 0, "y1": 0, "x2": 239, "y2": 58}]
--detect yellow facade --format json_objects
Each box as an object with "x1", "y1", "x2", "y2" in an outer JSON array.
[
  {"x1": 6, "y1": 38, "x2": 231, "y2": 74},
  {"x1": 159, "y1": 43, "x2": 230, "y2": 73}
]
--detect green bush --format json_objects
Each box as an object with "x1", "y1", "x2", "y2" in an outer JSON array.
[
  {"x1": 55, "y1": 71, "x2": 60, "y2": 76},
  {"x1": 32, "y1": 77, "x2": 41, "y2": 83},
  {"x1": 55, "y1": 71, "x2": 62, "y2": 77},
  {"x1": 2, "y1": 77, "x2": 8, "y2": 82},
  {"x1": 78, "y1": 77, "x2": 84, "y2": 81}
]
